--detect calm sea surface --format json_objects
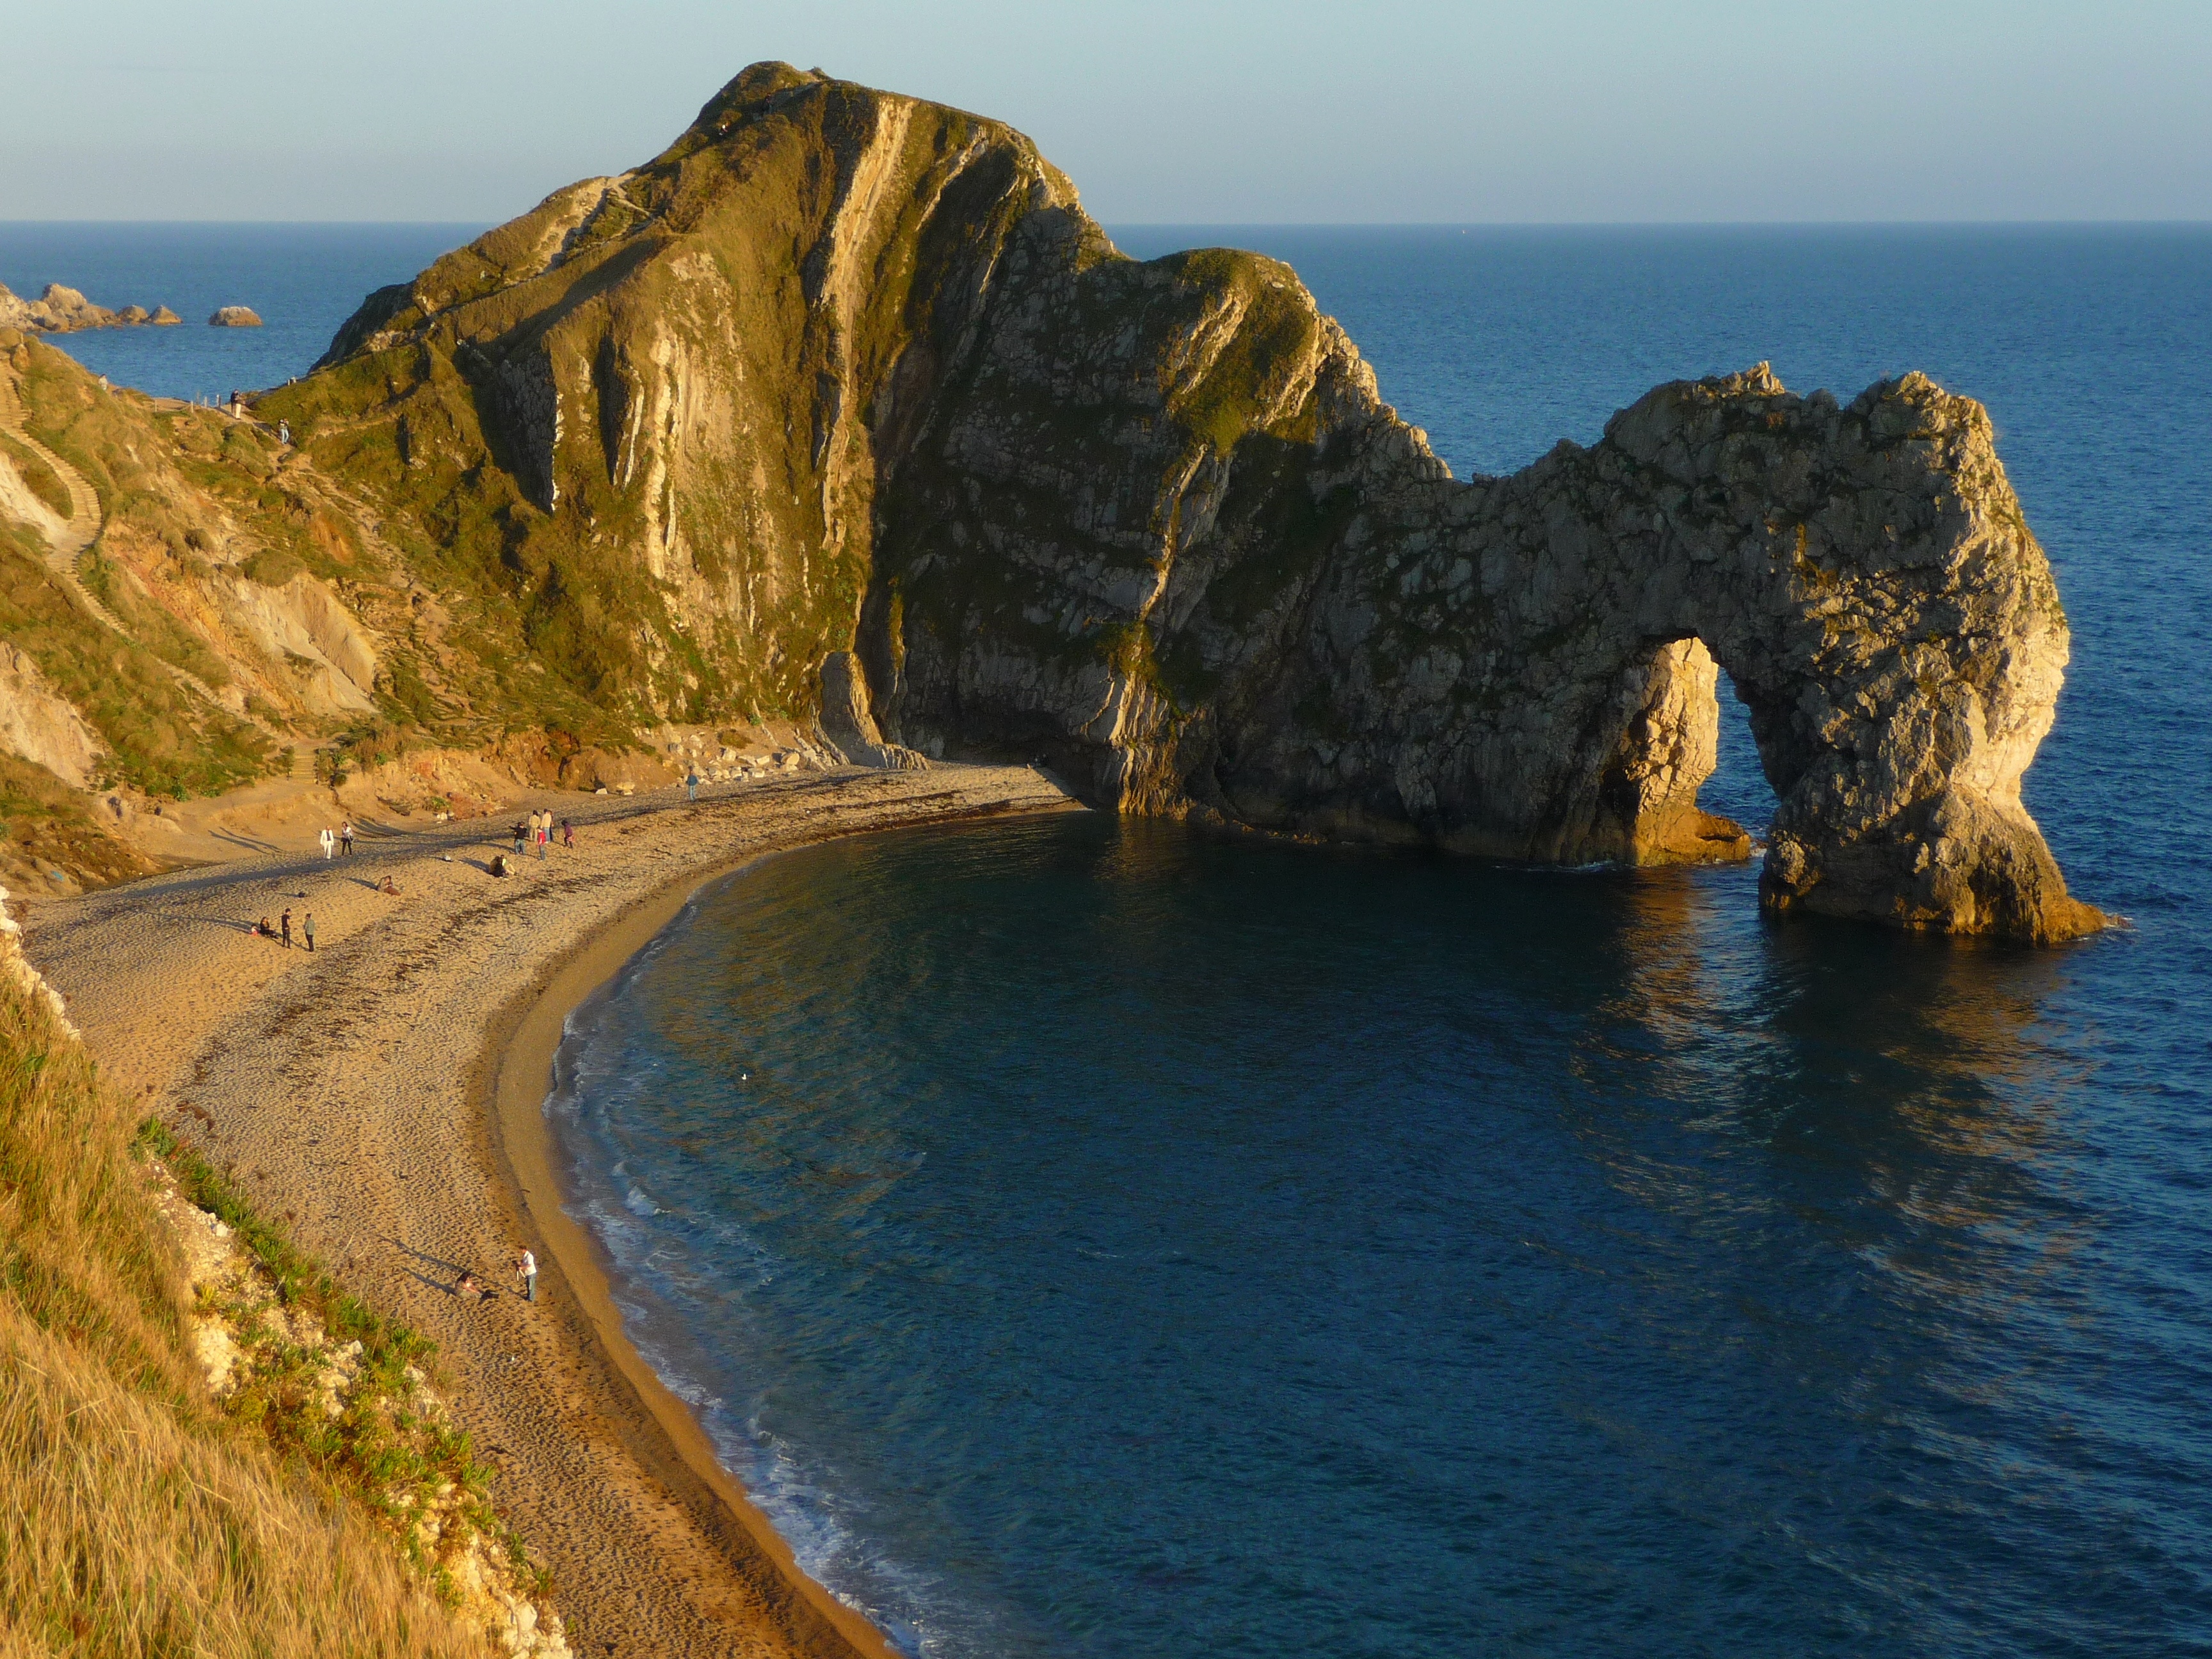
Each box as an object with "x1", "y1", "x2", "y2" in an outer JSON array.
[
  {"x1": 22, "y1": 223, "x2": 2212, "y2": 1655},
  {"x1": 0, "y1": 223, "x2": 478, "y2": 400}
]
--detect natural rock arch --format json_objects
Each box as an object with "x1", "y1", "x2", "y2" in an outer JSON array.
[{"x1": 281, "y1": 63, "x2": 2100, "y2": 942}]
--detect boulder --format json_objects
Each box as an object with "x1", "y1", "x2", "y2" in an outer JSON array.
[
  {"x1": 209, "y1": 306, "x2": 263, "y2": 328},
  {"x1": 150, "y1": 306, "x2": 182, "y2": 325}
]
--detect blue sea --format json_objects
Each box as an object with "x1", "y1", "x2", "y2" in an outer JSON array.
[
  {"x1": 0, "y1": 223, "x2": 478, "y2": 401},
  {"x1": 23, "y1": 223, "x2": 2212, "y2": 1655}
]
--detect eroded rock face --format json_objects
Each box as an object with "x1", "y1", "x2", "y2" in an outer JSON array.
[
  {"x1": 0, "y1": 642, "x2": 103, "y2": 789},
  {"x1": 291, "y1": 62, "x2": 2098, "y2": 942}
]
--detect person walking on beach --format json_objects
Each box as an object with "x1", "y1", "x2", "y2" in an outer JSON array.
[
  {"x1": 561, "y1": 817, "x2": 573, "y2": 849},
  {"x1": 686, "y1": 766, "x2": 700, "y2": 804},
  {"x1": 319, "y1": 826, "x2": 335, "y2": 860},
  {"x1": 280, "y1": 908, "x2": 293, "y2": 949},
  {"x1": 302, "y1": 911, "x2": 316, "y2": 952},
  {"x1": 517, "y1": 1247, "x2": 537, "y2": 1304},
  {"x1": 341, "y1": 821, "x2": 355, "y2": 856}
]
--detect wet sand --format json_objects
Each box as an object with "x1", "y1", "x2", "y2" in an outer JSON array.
[{"x1": 22, "y1": 764, "x2": 1080, "y2": 1659}]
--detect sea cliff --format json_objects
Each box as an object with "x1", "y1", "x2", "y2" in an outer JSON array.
[{"x1": 0, "y1": 63, "x2": 2099, "y2": 940}]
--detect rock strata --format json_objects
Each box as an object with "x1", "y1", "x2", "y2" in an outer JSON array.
[{"x1": 282, "y1": 62, "x2": 2100, "y2": 942}]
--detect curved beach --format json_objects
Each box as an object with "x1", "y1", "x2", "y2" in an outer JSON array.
[{"x1": 20, "y1": 764, "x2": 1078, "y2": 1659}]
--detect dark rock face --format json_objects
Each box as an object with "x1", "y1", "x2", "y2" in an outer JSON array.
[{"x1": 293, "y1": 62, "x2": 2100, "y2": 942}]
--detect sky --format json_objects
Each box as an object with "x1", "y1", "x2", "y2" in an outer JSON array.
[{"x1": 4, "y1": 1, "x2": 2209, "y2": 223}]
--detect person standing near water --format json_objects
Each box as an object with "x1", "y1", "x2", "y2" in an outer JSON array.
[
  {"x1": 302, "y1": 911, "x2": 316, "y2": 952},
  {"x1": 319, "y1": 826, "x2": 335, "y2": 860},
  {"x1": 517, "y1": 1247, "x2": 536, "y2": 1303}
]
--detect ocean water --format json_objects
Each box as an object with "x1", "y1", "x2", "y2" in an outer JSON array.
[
  {"x1": 17, "y1": 220, "x2": 2211, "y2": 1653},
  {"x1": 0, "y1": 223, "x2": 479, "y2": 401},
  {"x1": 545, "y1": 229, "x2": 2212, "y2": 1657}
]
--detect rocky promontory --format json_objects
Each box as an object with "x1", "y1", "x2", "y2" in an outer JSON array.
[
  {"x1": 265, "y1": 61, "x2": 2101, "y2": 942},
  {"x1": 0, "y1": 281, "x2": 180, "y2": 333}
]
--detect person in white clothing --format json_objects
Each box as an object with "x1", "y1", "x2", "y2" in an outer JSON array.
[
  {"x1": 517, "y1": 1247, "x2": 537, "y2": 1303},
  {"x1": 319, "y1": 826, "x2": 335, "y2": 860}
]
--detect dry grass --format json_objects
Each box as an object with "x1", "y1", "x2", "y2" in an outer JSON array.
[
  {"x1": 0, "y1": 947, "x2": 492, "y2": 1657},
  {"x1": 0, "y1": 753, "x2": 157, "y2": 897}
]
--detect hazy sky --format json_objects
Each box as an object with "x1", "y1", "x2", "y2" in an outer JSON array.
[{"x1": 6, "y1": 1, "x2": 2209, "y2": 223}]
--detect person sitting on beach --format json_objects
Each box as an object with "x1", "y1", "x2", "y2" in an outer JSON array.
[
  {"x1": 254, "y1": 915, "x2": 275, "y2": 938},
  {"x1": 489, "y1": 853, "x2": 509, "y2": 878},
  {"x1": 455, "y1": 1270, "x2": 483, "y2": 1302},
  {"x1": 380, "y1": 874, "x2": 399, "y2": 895}
]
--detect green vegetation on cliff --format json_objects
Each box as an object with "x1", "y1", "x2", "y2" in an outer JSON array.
[{"x1": 0, "y1": 948, "x2": 497, "y2": 1656}]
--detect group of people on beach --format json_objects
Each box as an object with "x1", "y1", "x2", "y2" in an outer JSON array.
[
  {"x1": 254, "y1": 906, "x2": 315, "y2": 950},
  {"x1": 509, "y1": 809, "x2": 572, "y2": 862},
  {"x1": 318, "y1": 822, "x2": 355, "y2": 858}
]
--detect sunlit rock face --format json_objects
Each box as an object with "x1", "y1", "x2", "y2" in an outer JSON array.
[{"x1": 300, "y1": 63, "x2": 2099, "y2": 942}]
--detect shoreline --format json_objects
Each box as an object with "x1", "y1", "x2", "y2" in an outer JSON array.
[
  {"x1": 22, "y1": 765, "x2": 1081, "y2": 1658},
  {"x1": 483, "y1": 848, "x2": 894, "y2": 1659}
]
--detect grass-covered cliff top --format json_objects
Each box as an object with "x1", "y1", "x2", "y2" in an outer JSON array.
[{"x1": 0, "y1": 932, "x2": 502, "y2": 1653}]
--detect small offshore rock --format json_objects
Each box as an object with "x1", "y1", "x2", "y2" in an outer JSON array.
[
  {"x1": 0, "y1": 283, "x2": 176, "y2": 332},
  {"x1": 209, "y1": 305, "x2": 264, "y2": 327},
  {"x1": 150, "y1": 305, "x2": 182, "y2": 325}
]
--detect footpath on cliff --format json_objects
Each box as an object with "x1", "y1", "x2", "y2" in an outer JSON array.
[{"x1": 22, "y1": 761, "x2": 1078, "y2": 1659}]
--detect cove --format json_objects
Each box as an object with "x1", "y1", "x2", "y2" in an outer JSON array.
[{"x1": 546, "y1": 812, "x2": 2211, "y2": 1658}]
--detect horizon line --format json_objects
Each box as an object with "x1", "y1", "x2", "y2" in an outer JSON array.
[{"x1": 3, "y1": 216, "x2": 2210, "y2": 231}]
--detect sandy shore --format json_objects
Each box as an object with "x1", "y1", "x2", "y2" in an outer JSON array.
[{"x1": 22, "y1": 763, "x2": 1080, "y2": 1659}]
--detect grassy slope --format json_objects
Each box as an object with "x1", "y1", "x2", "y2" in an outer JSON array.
[
  {"x1": 0, "y1": 752, "x2": 156, "y2": 898},
  {"x1": 0, "y1": 946, "x2": 497, "y2": 1657}
]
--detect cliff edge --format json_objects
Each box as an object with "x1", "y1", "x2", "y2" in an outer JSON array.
[{"x1": 271, "y1": 61, "x2": 2099, "y2": 942}]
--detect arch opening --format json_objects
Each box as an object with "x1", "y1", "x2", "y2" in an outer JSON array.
[{"x1": 1702, "y1": 666, "x2": 1780, "y2": 850}]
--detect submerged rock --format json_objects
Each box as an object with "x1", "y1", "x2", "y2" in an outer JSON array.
[{"x1": 284, "y1": 62, "x2": 2101, "y2": 943}]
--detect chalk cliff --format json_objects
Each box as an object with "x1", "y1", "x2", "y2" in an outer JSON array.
[{"x1": 275, "y1": 62, "x2": 2098, "y2": 941}]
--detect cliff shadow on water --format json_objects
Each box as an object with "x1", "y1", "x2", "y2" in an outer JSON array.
[{"x1": 236, "y1": 58, "x2": 2104, "y2": 945}]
